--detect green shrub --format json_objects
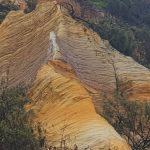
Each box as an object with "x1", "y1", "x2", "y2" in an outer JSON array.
[
  {"x1": 91, "y1": 20, "x2": 136, "y2": 56},
  {"x1": 88, "y1": 0, "x2": 108, "y2": 9},
  {"x1": 0, "y1": 86, "x2": 40, "y2": 150},
  {"x1": 103, "y1": 93, "x2": 150, "y2": 150},
  {"x1": 0, "y1": 3, "x2": 19, "y2": 23},
  {"x1": 25, "y1": 0, "x2": 37, "y2": 13},
  {"x1": 86, "y1": 0, "x2": 150, "y2": 68}
]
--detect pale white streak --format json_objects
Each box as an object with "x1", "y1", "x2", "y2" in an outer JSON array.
[{"x1": 49, "y1": 31, "x2": 62, "y2": 60}]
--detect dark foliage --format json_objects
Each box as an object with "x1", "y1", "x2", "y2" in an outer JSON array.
[
  {"x1": 0, "y1": 2, "x2": 19, "y2": 23},
  {"x1": 0, "y1": 86, "x2": 40, "y2": 150},
  {"x1": 103, "y1": 93, "x2": 150, "y2": 150},
  {"x1": 106, "y1": 0, "x2": 150, "y2": 26},
  {"x1": 92, "y1": 20, "x2": 136, "y2": 56},
  {"x1": 88, "y1": 0, "x2": 150, "y2": 68},
  {"x1": 24, "y1": 0, "x2": 37, "y2": 13}
]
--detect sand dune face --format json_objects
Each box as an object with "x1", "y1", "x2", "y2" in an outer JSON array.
[
  {"x1": 27, "y1": 60, "x2": 131, "y2": 150},
  {"x1": 54, "y1": 14, "x2": 150, "y2": 102},
  {"x1": 56, "y1": 22, "x2": 150, "y2": 106},
  {"x1": 0, "y1": 1, "x2": 150, "y2": 149},
  {"x1": 0, "y1": 1, "x2": 57, "y2": 87},
  {"x1": 0, "y1": 1, "x2": 149, "y2": 101}
]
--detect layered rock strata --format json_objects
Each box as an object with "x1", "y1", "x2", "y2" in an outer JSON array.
[
  {"x1": 1, "y1": 1, "x2": 149, "y2": 102},
  {"x1": 0, "y1": 1, "x2": 150, "y2": 149},
  {"x1": 27, "y1": 60, "x2": 131, "y2": 150}
]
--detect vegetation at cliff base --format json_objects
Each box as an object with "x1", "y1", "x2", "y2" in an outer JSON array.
[
  {"x1": 103, "y1": 93, "x2": 150, "y2": 150},
  {"x1": 0, "y1": 86, "x2": 40, "y2": 150}
]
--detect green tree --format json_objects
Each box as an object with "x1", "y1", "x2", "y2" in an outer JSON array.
[
  {"x1": 25, "y1": 0, "x2": 37, "y2": 13},
  {"x1": 0, "y1": 86, "x2": 40, "y2": 150},
  {"x1": 103, "y1": 93, "x2": 150, "y2": 150},
  {"x1": 0, "y1": 3, "x2": 19, "y2": 23}
]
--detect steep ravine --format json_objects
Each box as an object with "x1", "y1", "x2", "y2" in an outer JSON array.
[{"x1": 0, "y1": 1, "x2": 150, "y2": 149}]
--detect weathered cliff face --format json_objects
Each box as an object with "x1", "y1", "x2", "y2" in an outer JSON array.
[
  {"x1": 55, "y1": 18, "x2": 150, "y2": 111},
  {"x1": 26, "y1": 60, "x2": 131, "y2": 150},
  {"x1": 0, "y1": 2, "x2": 55, "y2": 87},
  {"x1": 1, "y1": 0, "x2": 149, "y2": 102},
  {"x1": 39, "y1": 0, "x2": 104, "y2": 23},
  {"x1": 0, "y1": 1, "x2": 150, "y2": 149}
]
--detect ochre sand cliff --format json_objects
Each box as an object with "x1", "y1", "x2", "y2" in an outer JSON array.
[
  {"x1": 0, "y1": 1, "x2": 150, "y2": 101},
  {"x1": 26, "y1": 60, "x2": 131, "y2": 150},
  {"x1": 0, "y1": 0, "x2": 150, "y2": 149}
]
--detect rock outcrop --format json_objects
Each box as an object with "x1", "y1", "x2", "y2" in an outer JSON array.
[
  {"x1": 0, "y1": 0, "x2": 150, "y2": 149},
  {"x1": 27, "y1": 60, "x2": 131, "y2": 150},
  {"x1": 0, "y1": 1, "x2": 149, "y2": 101},
  {"x1": 57, "y1": 0, "x2": 105, "y2": 23},
  {"x1": 39, "y1": 0, "x2": 104, "y2": 23}
]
